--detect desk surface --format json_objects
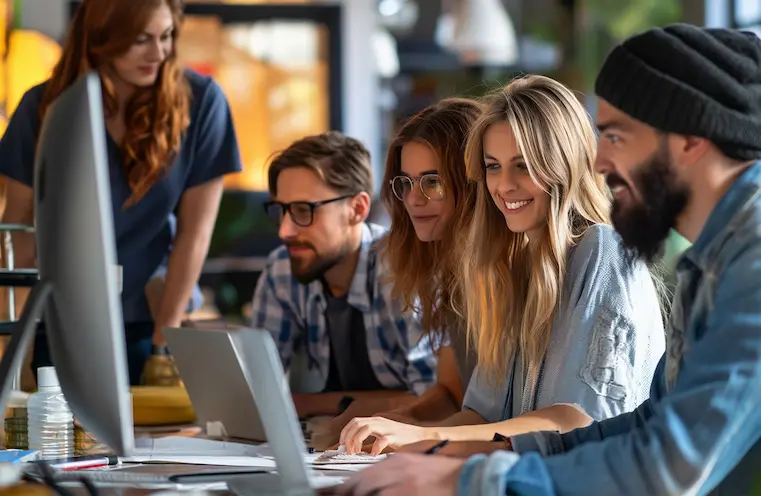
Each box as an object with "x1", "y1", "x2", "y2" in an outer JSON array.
[
  {"x1": 7, "y1": 418, "x2": 344, "y2": 495},
  {"x1": 65, "y1": 478, "x2": 231, "y2": 496}
]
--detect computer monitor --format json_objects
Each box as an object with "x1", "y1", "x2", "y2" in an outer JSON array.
[{"x1": 0, "y1": 71, "x2": 134, "y2": 455}]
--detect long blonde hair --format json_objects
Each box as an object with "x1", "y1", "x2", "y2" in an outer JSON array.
[{"x1": 458, "y1": 75, "x2": 611, "y2": 385}]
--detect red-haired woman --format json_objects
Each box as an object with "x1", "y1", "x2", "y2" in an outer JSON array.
[
  {"x1": 317, "y1": 98, "x2": 483, "y2": 449},
  {"x1": 0, "y1": 0, "x2": 242, "y2": 385}
]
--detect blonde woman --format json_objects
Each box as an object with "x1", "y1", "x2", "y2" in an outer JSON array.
[{"x1": 340, "y1": 75, "x2": 666, "y2": 455}]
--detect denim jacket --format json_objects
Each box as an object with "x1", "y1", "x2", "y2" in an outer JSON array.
[
  {"x1": 462, "y1": 224, "x2": 664, "y2": 423},
  {"x1": 458, "y1": 161, "x2": 761, "y2": 496}
]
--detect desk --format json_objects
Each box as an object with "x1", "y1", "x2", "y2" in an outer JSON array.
[
  {"x1": 63, "y1": 475, "x2": 231, "y2": 496},
  {"x1": 4, "y1": 418, "x2": 351, "y2": 494}
]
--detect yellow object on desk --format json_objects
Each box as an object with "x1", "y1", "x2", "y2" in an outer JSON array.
[{"x1": 131, "y1": 385, "x2": 196, "y2": 426}]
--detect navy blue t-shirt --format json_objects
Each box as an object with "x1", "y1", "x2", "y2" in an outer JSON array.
[{"x1": 0, "y1": 69, "x2": 242, "y2": 323}]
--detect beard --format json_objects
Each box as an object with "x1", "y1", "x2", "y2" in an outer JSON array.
[
  {"x1": 286, "y1": 240, "x2": 349, "y2": 285},
  {"x1": 608, "y1": 141, "x2": 690, "y2": 264}
]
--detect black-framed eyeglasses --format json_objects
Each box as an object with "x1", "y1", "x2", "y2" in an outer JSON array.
[
  {"x1": 389, "y1": 173, "x2": 444, "y2": 201},
  {"x1": 264, "y1": 195, "x2": 354, "y2": 228}
]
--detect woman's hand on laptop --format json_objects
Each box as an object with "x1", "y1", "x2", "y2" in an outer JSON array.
[
  {"x1": 312, "y1": 403, "x2": 419, "y2": 451},
  {"x1": 321, "y1": 441, "x2": 387, "y2": 454},
  {"x1": 339, "y1": 417, "x2": 434, "y2": 456}
]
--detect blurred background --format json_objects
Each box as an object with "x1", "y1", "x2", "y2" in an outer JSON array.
[{"x1": 0, "y1": 0, "x2": 757, "y2": 321}]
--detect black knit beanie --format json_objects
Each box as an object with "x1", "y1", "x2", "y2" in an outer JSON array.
[{"x1": 595, "y1": 23, "x2": 761, "y2": 161}]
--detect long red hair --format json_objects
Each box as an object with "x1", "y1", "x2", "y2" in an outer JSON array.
[
  {"x1": 39, "y1": 0, "x2": 191, "y2": 206},
  {"x1": 380, "y1": 98, "x2": 483, "y2": 345}
]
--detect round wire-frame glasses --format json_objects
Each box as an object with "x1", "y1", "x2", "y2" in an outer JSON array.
[{"x1": 389, "y1": 173, "x2": 444, "y2": 201}]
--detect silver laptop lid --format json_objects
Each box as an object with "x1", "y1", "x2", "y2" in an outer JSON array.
[
  {"x1": 164, "y1": 325, "x2": 313, "y2": 494},
  {"x1": 163, "y1": 324, "x2": 266, "y2": 442}
]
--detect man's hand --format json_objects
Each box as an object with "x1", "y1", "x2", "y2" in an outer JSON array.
[
  {"x1": 397, "y1": 439, "x2": 508, "y2": 457},
  {"x1": 340, "y1": 416, "x2": 432, "y2": 455},
  {"x1": 322, "y1": 453, "x2": 464, "y2": 496}
]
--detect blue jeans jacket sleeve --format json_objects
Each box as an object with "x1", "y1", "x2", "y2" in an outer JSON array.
[
  {"x1": 457, "y1": 243, "x2": 761, "y2": 495},
  {"x1": 511, "y1": 358, "x2": 663, "y2": 456}
]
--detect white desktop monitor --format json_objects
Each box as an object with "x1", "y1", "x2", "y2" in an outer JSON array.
[{"x1": 33, "y1": 71, "x2": 134, "y2": 455}]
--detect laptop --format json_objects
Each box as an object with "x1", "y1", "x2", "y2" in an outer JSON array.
[
  {"x1": 163, "y1": 321, "x2": 268, "y2": 442},
  {"x1": 164, "y1": 324, "x2": 347, "y2": 495}
]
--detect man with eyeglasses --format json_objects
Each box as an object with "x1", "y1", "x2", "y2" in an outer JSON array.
[{"x1": 252, "y1": 131, "x2": 437, "y2": 420}]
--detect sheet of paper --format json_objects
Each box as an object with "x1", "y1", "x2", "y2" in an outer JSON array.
[
  {"x1": 310, "y1": 463, "x2": 375, "y2": 472},
  {"x1": 124, "y1": 437, "x2": 376, "y2": 472},
  {"x1": 120, "y1": 455, "x2": 277, "y2": 468},
  {"x1": 132, "y1": 436, "x2": 263, "y2": 456},
  {"x1": 313, "y1": 449, "x2": 386, "y2": 465}
]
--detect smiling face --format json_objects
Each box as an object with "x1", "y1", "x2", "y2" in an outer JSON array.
[
  {"x1": 111, "y1": 2, "x2": 174, "y2": 87},
  {"x1": 397, "y1": 141, "x2": 455, "y2": 242},
  {"x1": 482, "y1": 121, "x2": 550, "y2": 239},
  {"x1": 594, "y1": 99, "x2": 690, "y2": 262}
]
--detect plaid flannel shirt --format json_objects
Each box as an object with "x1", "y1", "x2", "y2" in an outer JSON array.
[{"x1": 251, "y1": 222, "x2": 437, "y2": 395}]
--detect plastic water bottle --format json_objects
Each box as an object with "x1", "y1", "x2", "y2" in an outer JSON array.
[{"x1": 27, "y1": 366, "x2": 74, "y2": 459}]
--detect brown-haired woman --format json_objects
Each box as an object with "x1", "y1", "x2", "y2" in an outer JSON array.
[
  {"x1": 330, "y1": 98, "x2": 483, "y2": 446},
  {"x1": 0, "y1": 0, "x2": 242, "y2": 385}
]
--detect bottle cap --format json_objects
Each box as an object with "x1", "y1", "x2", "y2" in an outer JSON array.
[
  {"x1": 0, "y1": 462, "x2": 22, "y2": 487},
  {"x1": 37, "y1": 366, "x2": 60, "y2": 388},
  {"x1": 152, "y1": 344, "x2": 169, "y2": 355}
]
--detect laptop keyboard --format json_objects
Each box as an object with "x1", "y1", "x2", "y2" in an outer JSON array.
[{"x1": 313, "y1": 448, "x2": 386, "y2": 465}]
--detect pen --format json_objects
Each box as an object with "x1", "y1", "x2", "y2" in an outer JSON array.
[
  {"x1": 424, "y1": 439, "x2": 449, "y2": 454},
  {"x1": 45, "y1": 455, "x2": 119, "y2": 471}
]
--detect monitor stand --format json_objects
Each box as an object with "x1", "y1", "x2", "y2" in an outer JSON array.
[{"x1": 0, "y1": 281, "x2": 52, "y2": 422}]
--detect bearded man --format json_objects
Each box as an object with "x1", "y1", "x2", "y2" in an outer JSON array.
[{"x1": 253, "y1": 131, "x2": 436, "y2": 419}]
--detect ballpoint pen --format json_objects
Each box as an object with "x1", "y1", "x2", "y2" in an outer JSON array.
[
  {"x1": 45, "y1": 455, "x2": 119, "y2": 471},
  {"x1": 424, "y1": 439, "x2": 450, "y2": 454}
]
